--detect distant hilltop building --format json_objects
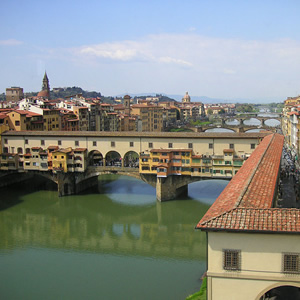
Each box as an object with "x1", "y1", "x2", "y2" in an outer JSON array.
[
  {"x1": 37, "y1": 71, "x2": 50, "y2": 99},
  {"x1": 6, "y1": 87, "x2": 24, "y2": 102},
  {"x1": 182, "y1": 92, "x2": 191, "y2": 103}
]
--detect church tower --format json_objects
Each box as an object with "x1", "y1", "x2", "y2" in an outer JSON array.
[
  {"x1": 37, "y1": 71, "x2": 50, "y2": 99},
  {"x1": 124, "y1": 94, "x2": 131, "y2": 116}
]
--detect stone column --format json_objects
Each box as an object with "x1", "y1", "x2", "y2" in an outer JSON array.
[{"x1": 156, "y1": 176, "x2": 188, "y2": 201}]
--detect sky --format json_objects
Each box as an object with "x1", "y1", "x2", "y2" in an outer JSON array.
[{"x1": 1, "y1": 0, "x2": 300, "y2": 102}]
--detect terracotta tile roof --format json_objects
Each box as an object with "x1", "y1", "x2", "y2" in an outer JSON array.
[
  {"x1": 74, "y1": 148, "x2": 87, "y2": 152},
  {"x1": 199, "y1": 208, "x2": 300, "y2": 233},
  {"x1": 196, "y1": 134, "x2": 300, "y2": 234}
]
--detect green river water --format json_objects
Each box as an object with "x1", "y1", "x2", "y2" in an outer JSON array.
[{"x1": 0, "y1": 174, "x2": 228, "y2": 300}]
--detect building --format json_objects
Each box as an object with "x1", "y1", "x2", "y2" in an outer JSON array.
[
  {"x1": 37, "y1": 72, "x2": 50, "y2": 99},
  {"x1": 196, "y1": 133, "x2": 300, "y2": 300},
  {"x1": 182, "y1": 92, "x2": 191, "y2": 103},
  {"x1": 6, "y1": 87, "x2": 24, "y2": 102},
  {"x1": 131, "y1": 104, "x2": 163, "y2": 132}
]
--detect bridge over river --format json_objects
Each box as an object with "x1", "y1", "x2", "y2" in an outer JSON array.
[{"x1": 1, "y1": 130, "x2": 279, "y2": 201}]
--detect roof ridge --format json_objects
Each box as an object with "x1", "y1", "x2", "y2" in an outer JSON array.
[{"x1": 234, "y1": 133, "x2": 275, "y2": 208}]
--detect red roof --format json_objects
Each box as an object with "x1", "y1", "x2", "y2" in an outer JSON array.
[{"x1": 196, "y1": 133, "x2": 300, "y2": 234}]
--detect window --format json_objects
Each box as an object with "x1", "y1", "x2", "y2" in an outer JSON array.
[
  {"x1": 93, "y1": 141, "x2": 97, "y2": 146},
  {"x1": 229, "y1": 143, "x2": 234, "y2": 149},
  {"x1": 111, "y1": 141, "x2": 115, "y2": 147},
  {"x1": 251, "y1": 144, "x2": 255, "y2": 149},
  {"x1": 75, "y1": 141, "x2": 79, "y2": 147},
  {"x1": 25, "y1": 139, "x2": 28, "y2": 144},
  {"x1": 223, "y1": 249, "x2": 241, "y2": 271},
  {"x1": 148, "y1": 142, "x2": 153, "y2": 148},
  {"x1": 209, "y1": 143, "x2": 213, "y2": 149},
  {"x1": 4, "y1": 139, "x2": 7, "y2": 144},
  {"x1": 130, "y1": 142, "x2": 134, "y2": 147},
  {"x1": 58, "y1": 140, "x2": 62, "y2": 146},
  {"x1": 283, "y1": 254, "x2": 299, "y2": 273},
  {"x1": 41, "y1": 140, "x2": 45, "y2": 146},
  {"x1": 169, "y1": 143, "x2": 173, "y2": 148},
  {"x1": 188, "y1": 143, "x2": 193, "y2": 149},
  {"x1": 17, "y1": 147, "x2": 23, "y2": 154},
  {"x1": 15, "y1": 120, "x2": 20, "y2": 126}
]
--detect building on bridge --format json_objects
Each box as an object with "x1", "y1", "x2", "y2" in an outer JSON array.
[
  {"x1": 0, "y1": 131, "x2": 270, "y2": 199},
  {"x1": 196, "y1": 133, "x2": 300, "y2": 300},
  {"x1": 139, "y1": 148, "x2": 244, "y2": 179}
]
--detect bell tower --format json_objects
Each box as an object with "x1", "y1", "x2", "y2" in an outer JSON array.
[
  {"x1": 124, "y1": 95, "x2": 131, "y2": 116},
  {"x1": 42, "y1": 71, "x2": 50, "y2": 93}
]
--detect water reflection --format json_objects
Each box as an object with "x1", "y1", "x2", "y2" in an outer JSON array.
[
  {"x1": 0, "y1": 175, "x2": 226, "y2": 261},
  {"x1": 0, "y1": 175, "x2": 228, "y2": 300}
]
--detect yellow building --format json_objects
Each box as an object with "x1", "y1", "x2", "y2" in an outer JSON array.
[
  {"x1": 42, "y1": 109, "x2": 61, "y2": 131},
  {"x1": 131, "y1": 104, "x2": 163, "y2": 132},
  {"x1": 52, "y1": 147, "x2": 72, "y2": 172},
  {"x1": 6, "y1": 110, "x2": 28, "y2": 131},
  {"x1": 139, "y1": 148, "x2": 245, "y2": 179}
]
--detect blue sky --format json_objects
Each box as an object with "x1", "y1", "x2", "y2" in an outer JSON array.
[{"x1": 1, "y1": 0, "x2": 300, "y2": 102}]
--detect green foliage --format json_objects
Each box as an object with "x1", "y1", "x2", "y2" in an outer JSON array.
[
  {"x1": 0, "y1": 93, "x2": 5, "y2": 101},
  {"x1": 186, "y1": 277, "x2": 207, "y2": 300},
  {"x1": 170, "y1": 128, "x2": 193, "y2": 132},
  {"x1": 236, "y1": 104, "x2": 255, "y2": 113},
  {"x1": 207, "y1": 109, "x2": 213, "y2": 115},
  {"x1": 50, "y1": 86, "x2": 102, "y2": 99},
  {"x1": 190, "y1": 120, "x2": 211, "y2": 126}
]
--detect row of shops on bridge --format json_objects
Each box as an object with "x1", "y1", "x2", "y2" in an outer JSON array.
[{"x1": 0, "y1": 145, "x2": 248, "y2": 178}]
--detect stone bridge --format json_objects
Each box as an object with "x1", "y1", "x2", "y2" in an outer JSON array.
[
  {"x1": 0, "y1": 130, "x2": 272, "y2": 201},
  {"x1": 192, "y1": 115, "x2": 281, "y2": 133},
  {"x1": 0, "y1": 166, "x2": 218, "y2": 201}
]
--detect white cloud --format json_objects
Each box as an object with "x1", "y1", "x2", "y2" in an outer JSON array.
[
  {"x1": 39, "y1": 34, "x2": 300, "y2": 98},
  {"x1": 0, "y1": 39, "x2": 23, "y2": 46}
]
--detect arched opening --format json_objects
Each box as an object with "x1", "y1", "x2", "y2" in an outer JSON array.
[
  {"x1": 265, "y1": 119, "x2": 281, "y2": 127},
  {"x1": 123, "y1": 151, "x2": 139, "y2": 168},
  {"x1": 88, "y1": 150, "x2": 103, "y2": 166},
  {"x1": 259, "y1": 285, "x2": 300, "y2": 300},
  {"x1": 105, "y1": 151, "x2": 122, "y2": 167},
  {"x1": 17, "y1": 147, "x2": 23, "y2": 154},
  {"x1": 205, "y1": 128, "x2": 235, "y2": 133},
  {"x1": 225, "y1": 118, "x2": 240, "y2": 125},
  {"x1": 243, "y1": 117, "x2": 261, "y2": 126}
]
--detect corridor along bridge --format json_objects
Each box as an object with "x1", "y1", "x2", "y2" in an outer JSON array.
[{"x1": 0, "y1": 130, "x2": 274, "y2": 200}]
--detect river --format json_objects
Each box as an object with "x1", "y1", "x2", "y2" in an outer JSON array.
[{"x1": 0, "y1": 175, "x2": 228, "y2": 300}]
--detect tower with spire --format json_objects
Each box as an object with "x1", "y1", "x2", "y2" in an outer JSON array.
[{"x1": 37, "y1": 71, "x2": 50, "y2": 99}]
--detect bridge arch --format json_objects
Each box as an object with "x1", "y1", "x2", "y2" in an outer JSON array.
[
  {"x1": 105, "y1": 151, "x2": 122, "y2": 167},
  {"x1": 256, "y1": 283, "x2": 300, "y2": 300},
  {"x1": 243, "y1": 117, "x2": 262, "y2": 126},
  {"x1": 264, "y1": 118, "x2": 281, "y2": 127},
  {"x1": 225, "y1": 118, "x2": 240, "y2": 125},
  {"x1": 204, "y1": 128, "x2": 236, "y2": 133},
  {"x1": 88, "y1": 150, "x2": 104, "y2": 166},
  {"x1": 123, "y1": 151, "x2": 139, "y2": 168}
]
